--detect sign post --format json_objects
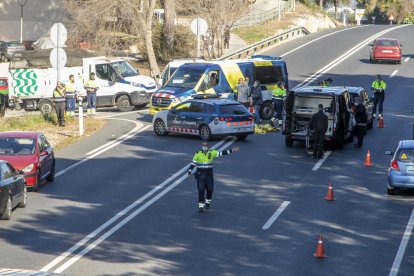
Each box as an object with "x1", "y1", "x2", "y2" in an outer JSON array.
[
  {"x1": 355, "y1": 9, "x2": 365, "y2": 25},
  {"x1": 190, "y1": 18, "x2": 208, "y2": 58},
  {"x1": 388, "y1": 15, "x2": 394, "y2": 25}
]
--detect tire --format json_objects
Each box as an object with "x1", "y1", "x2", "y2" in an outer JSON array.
[
  {"x1": 153, "y1": 119, "x2": 168, "y2": 136},
  {"x1": 1, "y1": 195, "x2": 12, "y2": 220},
  {"x1": 116, "y1": 95, "x2": 134, "y2": 112},
  {"x1": 387, "y1": 187, "x2": 395, "y2": 195},
  {"x1": 199, "y1": 124, "x2": 212, "y2": 141},
  {"x1": 38, "y1": 100, "x2": 54, "y2": 115},
  {"x1": 236, "y1": 134, "x2": 248, "y2": 141},
  {"x1": 32, "y1": 172, "x2": 40, "y2": 192},
  {"x1": 285, "y1": 136, "x2": 293, "y2": 147},
  {"x1": 46, "y1": 161, "x2": 55, "y2": 182},
  {"x1": 19, "y1": 186, "x2": 27, "y2": 208},
  {"x1": 260, "y1": 102, "x2": 274, "y2": 121},
  {"x1": 367, "y1": 120, "x2": 373, "y2": 129}
]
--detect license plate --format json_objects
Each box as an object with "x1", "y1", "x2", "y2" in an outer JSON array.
[
  {"x1": 407, "y1": 166, "x2": 414, "y2": 171},
  {"x1": 382, "y1": 50, "x2": 392, "y2": 53}
]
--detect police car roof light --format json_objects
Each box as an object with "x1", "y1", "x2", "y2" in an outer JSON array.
[
  {"x1": 193, "y1": 94, "x2": 220, "y2": 99},
  {"x1": 251, "y1": 55, "x2": 282, "y2": 61}
]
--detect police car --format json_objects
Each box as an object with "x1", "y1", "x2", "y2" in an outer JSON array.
[{"x1": 152, "y1": 96, "x2": 255, "y2": 140}]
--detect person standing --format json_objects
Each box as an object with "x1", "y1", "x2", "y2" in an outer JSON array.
[
  {"x1": 272, "y1": 81, "x2": 286, "y2": 125},
  {"x1": 352, "y1": 98, "x2": 368, "y2": 147},
  {"x1": 252, "y1": 80, "x2": 263, "y2": 124},
  {"x1": 188, "y1": 141, "x2": 239, "y2": 212},
  {"x1": 371, "y1": 74, "x2": 386, "y2": 119},
  {"x1": 53, "y1": 81, "x2": 66, "y2": 126},
  {"x1": 235, "y1": 77, "x2": 250, "y2": 108},
  {"x1": 65, "y1": 74, "x2": 77, "y2": 117},
  {"x1": 85, "y1": 72, "x2": 99, "y2": 117},
  {"x1": 224, "y1": 29, "x2": 230, "y2": 50},
  {"x1": 309, "y1": 104, "x2": 328, "y2": 158}
]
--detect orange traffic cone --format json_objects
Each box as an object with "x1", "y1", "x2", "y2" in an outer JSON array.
[
  {"x1": 378, "y1": 116, "x2": 384, "y2": 128},
  {"x1": 364, "y1": 150, "x2": 373, "y2": 167},
  {"x1": 325, "y1": 182, "x2": 335, "y2": 201},
  {"x1": 249, "y1": 106, "x2": 254, "y2": 113},
  {"x1": 314, "y1": 235, "x2": 327, "y2": 258}
]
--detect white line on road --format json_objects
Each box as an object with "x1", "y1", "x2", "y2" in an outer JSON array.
[
  {"x1": 404, "y1": 57, "x2": 410, "y2": 62},
  {"x1": 262, "y1": 201, "x2": 290, "y2": 230},
  {"x1": 312, "y1": 151, "x2": 332, "y2": 171},
  {"x1": 389, "y1": 208, "x2": 414, "y2": 276},
  {"x1": 41, "y1": 137, "x2": 235, "y2": 273},
  {"x1": 390, "y1": 70, "x2": 398, "y2": 78}
]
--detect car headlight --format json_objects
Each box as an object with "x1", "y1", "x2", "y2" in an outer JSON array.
[
  {"x1": 132, "y1": 82, "x2": 143, "y2": 88},
  {"x1": 22, "y1": 163, "x2": 34, "y2": 173}
]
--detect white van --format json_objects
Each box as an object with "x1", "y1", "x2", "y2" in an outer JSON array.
[{"x1": 8, "y1": 49, "x2": 157, "y2": 113}]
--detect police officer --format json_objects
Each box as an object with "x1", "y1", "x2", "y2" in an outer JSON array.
[
  {"x1": 188, "y1": 141, "x2": 240, "y2": 212},
  {"x1": 352, "y1": 98, "x2": 367, "y2": 147},
  {"x1": 53, "y1": 81, "x2": 66, "y2": 126},
  {"x1": 272, "y1": 81, "x2": 286, "y2": 125},
  {"x1": 65, "y1": 74, "x2": 77, "y2": 117},
  {"x1": 321, "y1": 78, "x2": 332, "y2": 87},
  {"x1": 309, "y1": 104, "x2": 328, "y2": 158},
  {"x1": 371, "y1": 74, "x2": 386, "y2": 119},
  {"x1": 85, "y1": 72, "x2": 99, "y2": 117}
]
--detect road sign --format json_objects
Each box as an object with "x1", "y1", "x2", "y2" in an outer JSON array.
[
  {"x1": 50, "y1": 22, "x2": 67, "y2": 48},
  {"x1": 50, "y1": 48, "x2": 67, "y2": 70},
  {"x1": 190, "y1": 18, "x2": 208, "y2": 36},
  {"x1": 388, "y1": 15, "x2": 394, "y2": 21},
  {"x1": 355, "y1": 9, "x2": 365, "y2": 25}
]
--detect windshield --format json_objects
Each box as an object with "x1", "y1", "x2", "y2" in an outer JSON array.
[
  {"x1": 7, "y1": 41, "x2": 24, "y2": 47},
  {"x1": 111, "y1": 61, "x2": 139, "y2": 78},
  {"x1": 0, "y1": 137, "x2": 36, "y2": 155},
  {"x1": 219, "y1": 104, "x2": 248, "y2": 115},
  {"x1": 165, "y1": 67, "x2": 205, "y2": 89}
]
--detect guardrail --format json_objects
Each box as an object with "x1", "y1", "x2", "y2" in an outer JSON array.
[{"x1": 219, "y1": 26, "x2": 310, "y2": 60}]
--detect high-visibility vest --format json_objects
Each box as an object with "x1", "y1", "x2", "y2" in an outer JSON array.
[
  {"x1": 371, "y1": 79, "x2": 386, "y2": 91},
  {"x1": 192, "y1": 150, "x2": 220, "y2": 170},
  {"x1": 53, "y1": 88, "x2": 65, "y2": 102},
  {"x1": 65, "y1": 81, "x2": 76, "y2": 98},
  {"x1": 273, "y1": 87, "x2": 286, "y2": 97},
  {"x1": 85, "y1": 79, "x2": 98, "y2": 93}
]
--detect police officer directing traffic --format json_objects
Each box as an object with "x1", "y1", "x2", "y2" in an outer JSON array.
[
  {"x1": 188, "y1": 141, "x2": 239, "y2": 212},
  {"x1": 309, "y1": 104, "x2": 328, "y2": 159},
  {"x1": 371, "y1": 74, "x2": 386, "y2": 119}
]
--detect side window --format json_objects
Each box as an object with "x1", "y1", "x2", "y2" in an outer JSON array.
[
  {"x1": 1, "y1": 164, "x2": 12, "y2": 180},
  {"x1": 208, "y1": 71, "x2": 219, "y2": 88},
  {"x1": 41, "y1": 136, "x2": 51, "y2": 149},
  {"x1": 95, "y1": 64, "x2": 117, "y2": 81},
  {"x1": 175, "y1": 102, "x2": 191, "y2": 112},
  {"x1": 254, "y1": 65, "x2": 283, "y2": 85},
  {"x1": 38, "y1": 137, "x2": 43, "y2": 152},
  {"x1": 188, "y1": 102, "x2": 205, "y2": 113},
  {"x1": 205, "y1": 104, "x2": 216, "y2": 114}
]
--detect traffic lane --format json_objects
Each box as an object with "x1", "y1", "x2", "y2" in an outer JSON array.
[{"x1": 0, "y1": 129, "x2": 226, "y2": 271}]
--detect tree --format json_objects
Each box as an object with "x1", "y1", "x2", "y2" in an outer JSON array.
[{"x1": 161, "y1": 0, "x2": 176, "y2": 54}]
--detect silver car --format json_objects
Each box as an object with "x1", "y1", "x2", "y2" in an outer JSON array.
[
  {"x1": 386, "y1": 140, "x2": 414, "y2": 195},
  {"x1": 0, "y1": 41, "x2": 26, "y2": 62}
]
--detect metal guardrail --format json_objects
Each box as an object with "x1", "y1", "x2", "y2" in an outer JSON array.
[{"x1": 219, "y1": 26, "x2": 310, "y2": 60}]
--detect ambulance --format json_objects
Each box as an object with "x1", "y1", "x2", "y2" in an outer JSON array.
[{"x1": 150, "y1": 55, "x2": 289, "y2": 120}]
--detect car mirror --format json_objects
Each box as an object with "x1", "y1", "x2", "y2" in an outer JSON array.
[
  {"x1": 40, "y1": 150, "x2": 48, "y2": 156},
  {"x1": 385, "y1": 150, "x2": 393, "y2": 155}
]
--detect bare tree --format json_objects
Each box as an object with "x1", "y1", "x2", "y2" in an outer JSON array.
[{"x1": 161, "y1": 0, "x2": 176, "y2": 53}]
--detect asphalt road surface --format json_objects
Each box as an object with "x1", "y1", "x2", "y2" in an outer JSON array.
[{"x1": 1, "y1": 25, "x2": 414, "y2": 276}]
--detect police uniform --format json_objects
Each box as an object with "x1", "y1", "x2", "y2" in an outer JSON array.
[
  {"x1": 188, "y1": 148, "x2": 234, "y2": 211},
  {"x1": 371, "y1": 78, "x2": 387, "y2": 118},
  {"x1": 272, "y1": 85, "x2": 286, "y2": 121}
]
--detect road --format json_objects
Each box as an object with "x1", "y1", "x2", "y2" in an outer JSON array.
[{"x1": 1, "y1": 25, "x2": 414, "y2": 276}]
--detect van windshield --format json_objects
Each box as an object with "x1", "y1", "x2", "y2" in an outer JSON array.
[
  {"x1": 111, "y1": 61, "x2": 139, "y2": 78},
  {"x1": 165, "y1": 67, "x2": 205, "y2": 89}
]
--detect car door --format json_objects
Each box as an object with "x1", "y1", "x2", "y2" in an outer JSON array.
[
  {"x1": 38, "y1": 135, "x2": 53, "y2": 180},
  {"x1": 186, "y1": 102, "x2": 206, "y2": 133},
  {"x1": 167, "y1": 102, "x2": 191, "y2": 132},
  {"x1": 361, "y1": 90, "x2": 373, "y2": 122},
  {"x1": 0, "y1": 163, "x2": 18, "y2": 208},
  {"x1": 6, "y1": 163, "x2": 24, "y2": 203}
]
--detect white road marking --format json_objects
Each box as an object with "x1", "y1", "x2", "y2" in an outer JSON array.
[
  {"x1": 389, "y1": 208, "x2": 414, "y2": 276},
  {"x1": 97, "y1": 109, "x2": 147, "y2": 119},
  {"x1": 294, "y1": 25, "x2": 408, "y2": 89},
  {"x1": 262, "y1": 201, "x2": 290, "y2": 230},
  {"x1": 41, "y1": 137, "x2": 235, "y2": 273},
  {"x1": 404, "y1": 57, "x2": 410, "y2": 62},
  {"x1": 312, "y1": 151, "x2": 332, "y2": 171},
  {"x1": 390, "y1": 70, "x2": 398, "y2": 78}
]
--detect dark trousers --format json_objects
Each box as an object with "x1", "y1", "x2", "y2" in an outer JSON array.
[
  {"x1": 224, "y1": 39, "x2": 229, "y2": 49},
  {"x1": 66, "y1": 98, "x2": 76, "y2": 112},
  {"x1": 355, "y1": 125, "x2": 365, "y2": 146},
  {"x1": 87, "y1": 93, "x2": 97, "y2": 109},
  {"x1": 273, "y1": 98, "x2": 284, "y2": 120},
  {"x1": 196, "y1": 172, "x2": 214, "y2": 203},
  {"x1": 54, "y1": 101, "x2": 65, "y2": 125},
  {"x1": 373, "y1": 93, "x2": 385, "y2": 115},
  {"x1": 313, "y1": 132, "x2": 325, "y2": 158}
]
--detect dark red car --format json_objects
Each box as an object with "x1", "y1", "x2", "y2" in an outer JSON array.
[
  {"x1": 369, "y1": 38, "x2": 402, "y2": 64},
  {"x1": 0, "y1": 132, "x2": 55, "y2": 191}
]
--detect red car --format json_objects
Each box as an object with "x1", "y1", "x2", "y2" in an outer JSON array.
[
  {"x1": 0, "y1": 132, "x2": 55, "y2": 191},
  {"x1": 369, "y1": 38, "x2": 402, "y2": 64}
]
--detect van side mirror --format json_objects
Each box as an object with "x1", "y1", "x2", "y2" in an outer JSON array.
[{"x1": 385, "y1": 150, "x2": 393, "y2": 155}]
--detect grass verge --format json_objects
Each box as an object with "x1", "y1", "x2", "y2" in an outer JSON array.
[{"x1": 0, "y1": 114, "x2": 105, "y2": 151}]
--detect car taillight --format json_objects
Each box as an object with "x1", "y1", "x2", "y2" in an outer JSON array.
[
  {"x1": 218, "y1": 117, "x2": 233, "y2": 121},
  {"x1": 390, "y1": 160, "x2": 400, "y2": 171}
]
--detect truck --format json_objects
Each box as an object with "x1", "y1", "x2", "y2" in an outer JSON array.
[{"x1": 7, "y1": 49, "x2": 158, "y2": 114}]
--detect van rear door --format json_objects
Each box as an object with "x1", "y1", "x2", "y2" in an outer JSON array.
[{"x1": 282, "y1": 91, "x2": 294, "y2": 134}]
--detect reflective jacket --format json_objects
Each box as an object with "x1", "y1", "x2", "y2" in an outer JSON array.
[
  {"x1": 273, "y1": 87, "x2": 286, "y2": 97},
  {"x1": 189, "y1": 149, "x2": 232, "y2": 174},
  {"x1": 371, "y1": 79, "x2": 386, "y2": 91},
  {"x1": 53, "y1": 87, "x2": 66, "y2": 102},
  {"x1": 65, "y1": 81, "x2": 76, "y2": 98},
  {"x1": 85, "y1": 79, "x2": 98, "y2": 93}
]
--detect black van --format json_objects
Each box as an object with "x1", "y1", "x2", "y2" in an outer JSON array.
[{"x1": 282, "y1": 86, "x2": 355, "y2": 149}]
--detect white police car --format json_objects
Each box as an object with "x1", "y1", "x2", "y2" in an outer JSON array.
[{"x1": 152, "y1": 97, "x2": 255, "y2": 140}]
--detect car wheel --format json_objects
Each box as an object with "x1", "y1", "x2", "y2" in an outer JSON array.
[
  {"x1": 46, "y1": 161, "x2": 55, "y2": 182},
  {"x1": 116, "y1": 95, "x2": 134, "y2": 112},
  {"x1": 199, "y1": 124, "x2": 212, "y2": 141},
  {"x1": 236, "y1": 134, "x2": 248, "y2": 141},
  {"x1": 38, "y1": 100, "x2": 54, "y2": 115},
  {"x1": 153, "y1": 119, "x2": 169, "y2": 136},
  {"x1": 387, "y1": 187, "x2": 395, "y2": 195},
  {"x1": 32, "y1": 172, "x2": 40, "y2": 192},
  {"x1": 1, "y1": 195, "x2": 12, "y2": 220},
  {"x1": 367, "y1": 120, "x2": 373, "y2": 129},
  {"x1": 335, "y1": 129, "x2": 345, "y2": 149},
  {"x1": 19, "y1": 186, "x2": 27, "y2": 208},
  {"x1": 285, "y1": 136, "x2": 293, "y2": 147},
  {"x1": 397, "y1": 60, "x2": 401, "y2": 64},
  {"x1": 260, "y1": 102, "x2": 274, "y2": 121}
]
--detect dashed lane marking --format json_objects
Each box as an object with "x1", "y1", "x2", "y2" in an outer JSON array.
[
  {"x1": 262, "y1": 201, "x2": 290, "y2": 230},
  {"x1": 312, "y1": 151, "x2": 332, "y2": 171},
  {"x1": 390, "y1": 70, "x2": 398, "y2": 78}
]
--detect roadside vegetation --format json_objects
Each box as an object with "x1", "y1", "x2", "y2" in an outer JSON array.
[{"x1": 0, "y1": 115, "x2": 105, "y2": 151}]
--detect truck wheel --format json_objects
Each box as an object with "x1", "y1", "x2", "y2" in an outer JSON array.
[
  {"x1": 117, "y1": 95, "x2": 134, "y2": 112},
  {"x1": 260, "y1": 102, "x2": 274, "y2": 121},
  {"x1": 285, "y1": 136, "x2": 293, "y2": 147},
  {"x1": 38, "y1": 100, "x2": 54, "y2": 114}
]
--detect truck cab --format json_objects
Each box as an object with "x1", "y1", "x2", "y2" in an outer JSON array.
[{"x1": 283, "y1": 86, "x2": 355, "y2": 149}]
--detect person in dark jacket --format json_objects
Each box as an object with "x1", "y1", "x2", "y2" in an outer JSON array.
[
  {"x1": 352, "y1": 98, "x2": 368, "y2": 147},
  {"x1": 309, "y1": 104, "x2": 328, "y2": 158},
  {"x1": 252, "y1": 80, "x2": 263, "y2": 124}
]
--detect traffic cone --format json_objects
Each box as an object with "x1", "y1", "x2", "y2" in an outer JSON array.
[
  {"x1": 325, "y1": 182, "x2": 335, "y2": 201},
  {"x1": 364, "y1": 150, "x2": 373, "y2": 167},
  {"x1": 314, "y1": 235, "x2": 327, "y2": 258},
  {"x1": 378, "y1": 116, "x2": 384, "y2": 128},
  {"x1": 249, "y1": 106, "x2": 254, "y2": 113}
]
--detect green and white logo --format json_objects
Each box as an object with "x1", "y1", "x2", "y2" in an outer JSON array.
[{"x1": 12, "y1": 69, "x2": 38, "y2": 96}]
